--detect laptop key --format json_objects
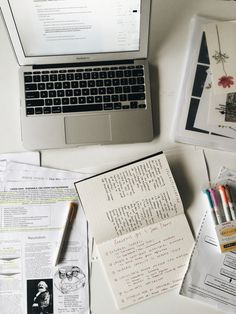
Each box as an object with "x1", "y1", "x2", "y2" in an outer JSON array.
[
  {"x1": 99, "y1": 88, "x2": 106, "y2": 95},
  {"x1": 63, "y1": 104, "x2": 103, "y2": 113},
  {"x1": 25, "y1": 84, "x2": 37, "y2": 91},
  {"x1": 106, "y1": 87, "x2": 114, "y2": 94},
  {"x1": 90, "y1": 88, "x2": 98, "y2": 95},
  {"x1": 42, "y1": 75, "x2": 49, "y2": 82},
  {"x1": 55, "y1": 82, "x2": 62, "y2": 89},
  {"x1": 50, "y1": 74, "x2": 58, "y2": 81},
  {"x1": 78, "y1": 97, "x2": 86, "y2": 104},
  {"x1": 35, "y1": 107, "x2": 43, "y2": 114},
  {"x1": 116, "y1": 71, "x2": 123, "y2": 78},
  {"x1": 71, "y1": 81, "x2": 79, "y2": 88},
  {"x1": 108, "y1": 71, "x2": 115, "y2": 78},
  {"x1": 82, "y1": 89, "x2": 89, "y2": 96},
  {"x1": 87, "y1": 96, "x2": 94, "y2": 103},
  {"x1": 75, "y1": 73, "x2": 82, "y2": 80},
  {"x1": 45, "y1": 99, "x2": 53, "y2": 106},
  {"x1": 112, "y1": 79, "x2": 120, "y2": 86},
  {"x1": 115, "y1": 87, "x2": 122, "y2": 94},
  {"x1": 96, "y1": 80, "x2": 103, "y2": 87},
  {"x1": 111, "y1": 95, "x2": 119, "y2": 102},
  {"x1": 53, "y1": 98, "x2": 61, "y2": 105},
  {"x1": 104, "y1": 103, "x2": 113, "y2": 110},
  {"x1": 33, "y1": 75, "x2": 41, "y2": 82},
  {"x1": 131, "y1": 85, "x2": 145, "y2": 92},
  {"x1": 58, "y1": 74, "x2": 66, "y2": 81},
  {"x1": 114, "y1": 102, "x2": 122, "y2": 110},
  {"x1": 67, "y1": 73, "x2": 74, "y2": 80},
  {"x1": 88, "y1": 80, "x2": 95, "y2": 87},
  {"x1": 44, "y1": 107, "x2": 51, "y2": 114},
  {"x1": 123, "y1": 86, "x2": 130, "y2": 93},
  {"x1": 27, "y1": 98, "x2": 41, "y2": 107},
  {"x1": 40, "y1": 91, "x2": 48, "y2": 98},
  {"x1": 26, "y1": 91, "x2": 40, "y2": 99},
  {"x1": 63, "y1": 82, "x2": 70, "y2": 89},
  {"x1": 104, "y1": 79, "x2": 112, "y2": 86},
  {"x1": 124, "y1": 70, "x2": 132, "y2": 77},
  {"x1": 52, "y1": 106, "x2": 61, "y2": 113},
  {"x1": 74, "y1": 89, "x2": 81, "y2": 96},
  {"x1": 46, "y1": 83, "x2": 54, "y2": 89},
  {"x1": 80, "y1": 81, "x2": 87, "y2": 88},
  {"x1": 95, "y1": 96, "x2": 102, "y2": 103},
  {"x1": 91, "y1": 72, "x2": 99, "y2": 79},
  {"x1": 129, "y1": 77, "x2": 136, "y2": 85},
  {"x1": 100, "y1": 72, "x2": 107, "y2": 79},
  {"x1": 132, "y1": 69, "x2": 144, "y2": 77},
  {"x1": 62, "y1": 98, "x2": 70, "y2": 105},
  {"x1": 38, "y1": 83, "x2": 46, "y2": 90},
  {"x1": 130, "y1": 101, "x2": 138, "y2": 109},
  {"x1": 120, "y1": 94, "x2": 127, "y2": 101},
  {"x1": 128, "y1": 93, "x2": 145, "y2": 101},
  {"x1": 83, "y1": 72, "x2": 90, "y2": 80},
  {"x1": 139, "y1": 104, "x2": 146, "y2": 108},
  {"x1": 103, "y1": 95, "x2": 111, "y2": 102},
  {"x1": 24, "y1": 76, "x2": 33, "y2": 83},
  {"x1": 57, "y1": 90, "x2": 65, "y2": 97},
  {"x1": 120, "y1": 78, "x2": 128, "y2": 85},
  {"x1": 137, "y1": 77, "x2": 144, "y2": 84},
  {"x1": 70, "y1": 97, "x2": 78, "y2": 104},
  {"x1": 49, "y1": 91, "x2": 56, "y2": 98},
  {"x1": 26, "y1": 108, "x2": 34, "y2": 115},
  {"x1": 66, "y1": 90, "x2": 73, "y2": 97}
]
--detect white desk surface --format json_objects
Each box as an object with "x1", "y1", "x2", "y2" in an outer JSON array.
[{"x1": 1, "y1": 0, "x2": 236, "y2": 313}]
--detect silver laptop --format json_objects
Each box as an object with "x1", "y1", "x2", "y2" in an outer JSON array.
[{"x1": 1, "y1": 0, "x2": 153, "y2": 150}]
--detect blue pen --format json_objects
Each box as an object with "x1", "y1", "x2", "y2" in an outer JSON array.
[{"x1": 203, "y1": 189, "x2": 218, "y2": 225}]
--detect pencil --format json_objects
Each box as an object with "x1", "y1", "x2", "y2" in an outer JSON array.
[{"x1": 53, "y1": 202, "x2": 78, "y2": 266}]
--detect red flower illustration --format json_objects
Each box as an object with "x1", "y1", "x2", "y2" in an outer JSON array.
[{"x1": 218, "y1": 75, "x2": 234, "y2": 88}]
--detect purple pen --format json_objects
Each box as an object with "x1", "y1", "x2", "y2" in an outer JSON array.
[{"x1": 209, "y1": 188, "x2": 224, "y2": 224}]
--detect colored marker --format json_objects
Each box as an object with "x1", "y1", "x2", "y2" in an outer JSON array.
[
  {"x1": 203, "y1": 189, "x2": 218, "y2": 225},
  {"x1": 209, "y1": 188, "x2": 224, "y2": 224},
  {"x1": 218, "y1": 185, "x2": 232, "y2": 222},
  {"x1": 225, "y1": 185, "x2": 236, "y2": 220}
]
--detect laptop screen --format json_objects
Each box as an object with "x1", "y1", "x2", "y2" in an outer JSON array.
[{"x1": 8, "y1": 0, "x2": 141, "y2": 57}]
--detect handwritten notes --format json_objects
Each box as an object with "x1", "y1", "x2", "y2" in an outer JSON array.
[
  {"x1": 99, "y1": 215, "x2": 193, "y2": 308},
  {"x1": 75, "y1": 152, "x2": 194, "y2": 308}
]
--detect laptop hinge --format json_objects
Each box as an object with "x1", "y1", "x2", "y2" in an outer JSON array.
[{"x1": 32, "y1": 60, "x2": 134, "y2": 70}]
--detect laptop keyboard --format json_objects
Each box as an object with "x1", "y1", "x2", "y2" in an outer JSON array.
[{"x1": 24, "y1": 65, "x2": 146, "y2": 116}]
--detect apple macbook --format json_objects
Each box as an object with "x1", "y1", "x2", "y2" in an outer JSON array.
[{"x1": 1, "y1": 0, "x2": 153, "y2": 149}]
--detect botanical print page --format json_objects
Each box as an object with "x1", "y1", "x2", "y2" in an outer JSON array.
[{"x1": 204, "y1": 21, "x2": 236, "y2": 94}]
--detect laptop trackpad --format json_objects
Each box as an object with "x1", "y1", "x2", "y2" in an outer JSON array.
[{"x1": 64, "y1": 114, "x2": 112, "y2": 144}]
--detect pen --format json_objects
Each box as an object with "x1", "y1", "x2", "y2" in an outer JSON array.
[
  {"x1": 225, "y1": 184, "x2": 236, "y2": 220},
  {"x1": 218, "y1": 185, "x2": 232, "y2": 222},
  {"x1": 54, "y1": 202, "x2": 78, "y2": 266},
  {"x1": 209, "y1": 188, "x2": 224, "y2": 224},
  {"x1": 203, "y1": 189, "x2": 218, "y2": 225}
]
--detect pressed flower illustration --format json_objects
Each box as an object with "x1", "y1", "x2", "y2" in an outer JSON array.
[
  {"x1": 218, "y1": 75, "x2": 234, "y2": 88},
  {"x1": 213, "y1": 25, "x2": 234, "y2": 89},
  {"x1": 212, "y1": 51, "x2": 229, "y2": 64}
]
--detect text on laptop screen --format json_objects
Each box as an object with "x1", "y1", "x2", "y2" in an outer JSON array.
[{"x1": 9, "y1": 0, "x2": 141, "y2": 57}]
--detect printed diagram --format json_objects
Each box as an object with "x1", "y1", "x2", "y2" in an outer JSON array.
[
  {"x1": 54, "y1": 266, "x2": 86, "y2": 294},
  {"x1": 203, "y1": 236, "x2": 236, "y2": 296},
  {"x1": 204, "y1": 253, "x2": 236, "y2": 296}
]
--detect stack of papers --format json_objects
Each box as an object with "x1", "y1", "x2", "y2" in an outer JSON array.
[{"x1": 0, "y1": 152, "x2": 90, "y2": 314}]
